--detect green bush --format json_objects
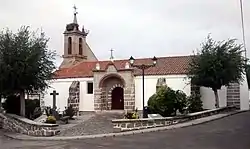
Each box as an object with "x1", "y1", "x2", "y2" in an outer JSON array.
[
  {"x1": 124, "y1": 111, "x2": 139, "y2": 119},
  {"x1": 187, "y1": 93, "x2": 203, "y2": 113},
  {"x1": 64, "y1": 105, "x2": 76, "y2": 119},
  {"x1": 2, "y1": 95, "x2": 42, "y2": 119},
  {"x1": 148, "y1": 86, "x2": 187, "y2": 117},
  {"x1": 45, "y1": 116, "x2": 56, "y2": 124},
  {"x1": 25, "y1": 99, "x2": 42, "y2": 120},
  {"x1": 2, "y1": 95, "x2": 20, "y2": 115}
]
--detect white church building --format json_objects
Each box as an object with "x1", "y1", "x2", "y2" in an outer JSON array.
[{"x1": 43, "y1": 11, "x2": 249, "y2": 113}]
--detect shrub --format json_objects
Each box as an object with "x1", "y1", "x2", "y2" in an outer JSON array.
[
  {"x1": 45, "y1": 116, "x2": 56, "y2": 124},
  {"x1": 2, "y1": 95, "x2": 20, "y2": 115},
  {"x1": 148, "y1": 86, "x2": 187, "y2": 117},
  {"x1": 187, "y1": 93, "x2": 203, "y2": 113},
  {"x1": 175, "y1": 90, "x2": 188, "y2": 114},
  {"x1": 2, "y1": 95, "x2": 42, "y2": 119},
  {"x1": 124, "y1": 111, "x2": 139, "y2": 119},
  {"x1": 45, "y1": 106, "x2": 52, "y2": 116},
  {"x1": 64, "y1": 105, "x2": 76, "y2": 119},
  {"x1": 25, "y1": 99, "x2": 42, "y2": 120}
]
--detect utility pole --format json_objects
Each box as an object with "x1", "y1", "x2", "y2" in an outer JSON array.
[{"x1": 240, "y1": 0, "x2": 247, "y2": 59}]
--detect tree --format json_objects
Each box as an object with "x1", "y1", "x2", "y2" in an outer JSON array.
[
  {"x1": 0, "y1": 26, "x2": 56, "y2": 116},
  {"x1": 188, "y1": 35, "x2": 246, "y2": 108}
]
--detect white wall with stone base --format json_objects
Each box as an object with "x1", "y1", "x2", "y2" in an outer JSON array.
[
  {"x1": 134, "y1": 75, "x2": 191, "y2": 110},
  {"x1": 43, "y1": 74, "x2": 249, "y2": 112},
  {"x1": 43, "y1": 78, "x2": 94, "y2": 113}
]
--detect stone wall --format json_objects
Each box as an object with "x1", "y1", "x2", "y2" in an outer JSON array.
[
  {"x1": 112, "y1": 106, "x2": 236, "y2": 132},
  {"x1": 227, "y1": 83, "x2": 240, "y2": 108},
  {"x1": 68, "y1": 81, "x2": 80, "y2": 113},
  {"x1": 0, "y1": 113, "x2": 59, "y2": 136},
  {"x1": 93, "y1": 63, "x2": 135, "y2": 111}
]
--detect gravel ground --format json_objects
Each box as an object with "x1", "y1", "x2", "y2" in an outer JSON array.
[{"x1": 58, "y1": 112, "x2": 123, "y2": 136}]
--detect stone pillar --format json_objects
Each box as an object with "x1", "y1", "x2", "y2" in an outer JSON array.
[
  {"x1": 124, "y1": 84, "x2": 135, "y2": 111},
  {"x1": 227, "y1": 83, "x2": 240, "y2": 109},
  {"x1": 68, "y1": 81, "x2": 80, "y2": 114},
  {"x1": 94, "y1": 88, "x2": 102, "y2": 111}
]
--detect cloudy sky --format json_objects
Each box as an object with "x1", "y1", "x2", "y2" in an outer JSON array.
[{"x1": 1, "y1": 0, "x2": 249, "y2": 67}]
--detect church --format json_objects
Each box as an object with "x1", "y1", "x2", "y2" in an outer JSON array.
[{"x1": 42, "y1": 11, "x2": 250, "y2": 114}]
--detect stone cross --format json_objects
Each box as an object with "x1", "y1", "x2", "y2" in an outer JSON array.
[
  {"x1": 50, "y1": 90, "x2": 59, "y2": 109},
  {"x1": 110, "y1": 49, "x2": 114, "y2": 60}
]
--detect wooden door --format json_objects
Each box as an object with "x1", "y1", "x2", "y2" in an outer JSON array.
[{"x1": 111, "y1": 87, "x2": 124, "y2": 110}]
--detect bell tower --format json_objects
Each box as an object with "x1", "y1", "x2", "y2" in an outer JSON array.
[{"x1": 60, "y1": 5, "x2": 97, "y2": 68}]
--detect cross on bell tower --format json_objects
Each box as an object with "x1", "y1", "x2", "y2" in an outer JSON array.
[
  {"x1": 110, "y1": 49, "x2": 114, "y2": 61},
  {"x1": 73, "y1": 5, "x2": 78, "y2": 24}
]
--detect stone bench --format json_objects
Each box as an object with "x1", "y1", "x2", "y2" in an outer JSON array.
[
  {"x1": 0, "y1": 113, "x2": 59, "y2": 137},
  {"x1": 112, "y1": 106, "x2": 236, "y2": 132}
]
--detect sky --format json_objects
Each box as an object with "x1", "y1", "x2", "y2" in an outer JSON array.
[{"x1": 1, "y1": 0, "x2": 250, "y2": 67}]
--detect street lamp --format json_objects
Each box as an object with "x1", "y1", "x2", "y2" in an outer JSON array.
[{"x1": 129, "y1": 56, "x2": 157, "y2": 118}]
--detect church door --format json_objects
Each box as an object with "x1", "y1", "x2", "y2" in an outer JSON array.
[{"x1": 111, "y1": 87, "x2": 124, "y2": 110}]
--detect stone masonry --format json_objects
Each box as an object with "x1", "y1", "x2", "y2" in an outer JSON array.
[
  {"x1": 93, "y1": 62, "x2": 135, "y2": 111},
  {"x1": 68, "y1": 81, "x2": 80, "y2": 113},
  {"x1": 0, "y1": 113, "x2": 59, "y2": 136},
  {"x1": 227, "y1": 83, "x2": 240, "y2": 109},
  {"x1": 112, "y1": 106, "x2": 236, "y2": 132}
]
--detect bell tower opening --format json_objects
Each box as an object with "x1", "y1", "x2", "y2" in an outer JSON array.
[
  {"x1": 68, "y1": 37, "x2": 72, "y2": 55},
  {"x1": 79, "y1": 38, "x2": 83, "y2": 55}
]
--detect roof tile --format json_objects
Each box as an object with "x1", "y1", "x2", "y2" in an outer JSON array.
[{"x1": 54, "y1": 56, "x2": 192, "y2": 79}]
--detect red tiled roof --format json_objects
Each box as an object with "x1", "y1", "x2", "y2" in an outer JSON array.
[{"x1": 54, "y1": 56, "x2": 192, "y2": 79}]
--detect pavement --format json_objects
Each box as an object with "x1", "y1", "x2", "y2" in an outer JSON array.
[
  {"x1": 0, "y1": 111, "x2": 249, "y2": 149},
  {"x1": 3, "y1": 111, "x2": 242, "y2": 141}
]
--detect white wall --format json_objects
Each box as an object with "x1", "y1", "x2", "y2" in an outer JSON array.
[
  {"x1": 240, "y1": 74, "x2": 249, "y2": 110},
  {"x1": 43, "y1": 80, "x2": 71, "y2": 112},
  {"x1": 79, "y1": 79, "x2": 94, "y2": 111},
  {"x1": 43, "y1": 77, "x2": 95, "y2": 112},
  {"x1": 134, "y1": 75, "x2": 191, "y2": 110},
  {"x1": 200, "y1": 86, "x2": 227, "y2": 109}
]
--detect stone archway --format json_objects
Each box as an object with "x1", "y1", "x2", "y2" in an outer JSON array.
[{"x1": 98, "y1": 74, "x2": 125, "y2": 110}]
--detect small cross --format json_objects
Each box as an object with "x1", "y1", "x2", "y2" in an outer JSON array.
[
  {"x1": 110, "y1": 49, "x2": 114, "y2": 60},
  {"x1": 73, "y1": 5, "x2": 78, "y2": 14},
  {"x1": 50, "y1": 90, "x2": 59, "y2": 109}
]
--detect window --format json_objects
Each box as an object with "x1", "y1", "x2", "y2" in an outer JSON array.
[
  {"x1": 79, "y1": 38, "x2": 83, "y2": 55},
  {"x1": 68, "y1": 37, "x2": 72, "y2": 54},
  {"x1": 87, "y1": 82, "x2": 93, "y2": 94}
]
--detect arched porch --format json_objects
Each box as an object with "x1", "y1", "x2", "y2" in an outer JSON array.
[{"x1": 98, "y1": 74, "x2": 126, "y2": 110}]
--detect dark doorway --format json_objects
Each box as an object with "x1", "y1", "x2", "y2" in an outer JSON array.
[{"x1": 111, "y1": 87, "x2": 124, "y2": 110}]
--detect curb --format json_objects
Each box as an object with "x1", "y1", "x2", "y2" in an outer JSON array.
[{"x1": 4, "y1": 110, "x2": 247, "y2": 141}]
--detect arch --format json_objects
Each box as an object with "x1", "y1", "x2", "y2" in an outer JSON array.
[
  {"x1": 109, "y1": 84, "x2": 124, "y2": 94},
  {"x1": 99, "y1": 73, "x2": 126, "y2": 88},
  {"x1": 79, "y1": 38, "x2": 83, "y2": 55},
  {"x1": 68, "y1": 37, "x2": 72, "y2": 55}
]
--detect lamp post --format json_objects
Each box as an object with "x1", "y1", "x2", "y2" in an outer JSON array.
[{"x1": 129, "y1": 56, "x2": 157, "y2": 118}]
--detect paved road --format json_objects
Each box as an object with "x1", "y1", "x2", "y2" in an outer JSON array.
[{"x1": 1, "y1": 111, "x2": 250, "y2": 149}]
